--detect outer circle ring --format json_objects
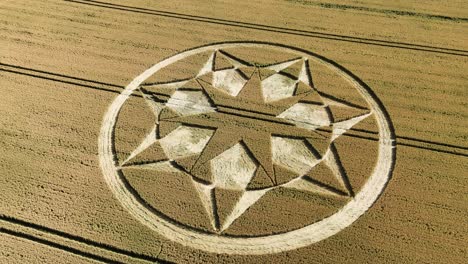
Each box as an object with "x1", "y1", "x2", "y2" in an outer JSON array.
[{"x1": 98, "y1": 42, "x2": 395, "y2": 255}]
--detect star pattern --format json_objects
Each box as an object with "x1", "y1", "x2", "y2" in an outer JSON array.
[{"x1": 118, "y1": 49, "x2": 372, "y2": 233}]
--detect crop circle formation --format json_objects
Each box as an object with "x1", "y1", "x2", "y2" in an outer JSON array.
[{"x1": 99, "y1": 42, "x2": 395, "y2": 255}]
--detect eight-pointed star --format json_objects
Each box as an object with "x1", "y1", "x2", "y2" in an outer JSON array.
[{"x1": 119, "y1": 50, "x2": 372, "y2": 233}]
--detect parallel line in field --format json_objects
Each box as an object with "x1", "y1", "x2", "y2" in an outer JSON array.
[
  {"x1": 0, "y1": 214, "x2": 168, "y2": 263},
  {"x1": 286, "y1": 1, "x2": 468, "y2": 23},
  {"x1": 0, "y1": 63, "x2": 123, "y2": 89},
  {"x1": 352, "y1": 128, "x2": 468, "y2": 151},
  {"x1": 0, "y1": 63, "x2": 123, "y2": 94},
  {"x1": 1, "y1": 63, "x2": 467, "y2": 157},
  {"x1": 63, "y1": 0, "x2": 468, "y2": 57},
  {"x1": 344, "y1": 130, "x2": 468, "y2": 158},
  {"x1": 0, "y1": 227, "x2": 119, "y2": 263}
]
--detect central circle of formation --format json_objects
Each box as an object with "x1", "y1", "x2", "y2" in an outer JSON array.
[{"x1": 99, "y1": 42, "x2": 395, "y2": 255}]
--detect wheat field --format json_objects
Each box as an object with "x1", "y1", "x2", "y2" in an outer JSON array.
[{"x1": 1, "y1": 0, "x2": 467, "y2": 263}]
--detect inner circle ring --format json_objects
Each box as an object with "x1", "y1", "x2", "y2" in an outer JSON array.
[{"x1": 98, "y1": 42, "x2": 395, "y2": 255}]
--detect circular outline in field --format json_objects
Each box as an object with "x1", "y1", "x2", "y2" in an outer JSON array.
[{"x1": 99, "y1": 42, "x2": 395, "y2": 255}]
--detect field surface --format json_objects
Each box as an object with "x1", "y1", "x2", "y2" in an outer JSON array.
[{"x1": 1, "y1": 0, "x2": 467, "y2": 263}]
